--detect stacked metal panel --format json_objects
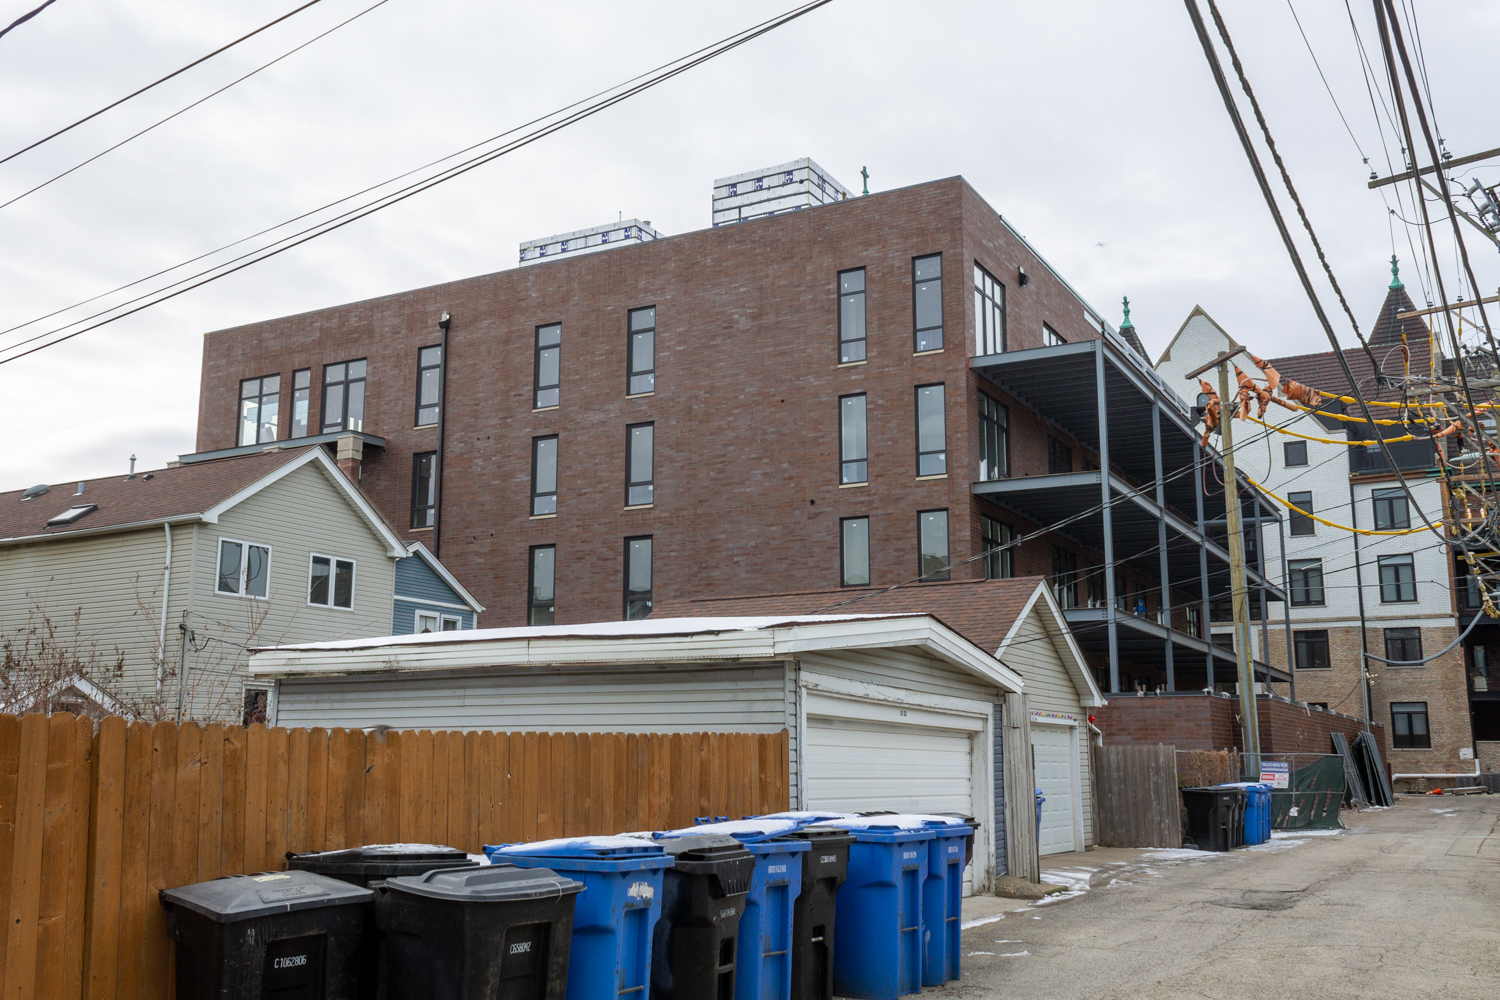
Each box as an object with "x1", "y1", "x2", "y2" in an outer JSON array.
[
  {"x1": 712, "y1": 158, "x2": 851, "y2": 227},
  {"x1": 519, "y1": 219, "x2": 663, "y2": 266}
]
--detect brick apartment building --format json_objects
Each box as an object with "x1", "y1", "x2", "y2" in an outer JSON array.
[{"x1": 188, "y1": 165, "x2": 1287, "y2": 698}]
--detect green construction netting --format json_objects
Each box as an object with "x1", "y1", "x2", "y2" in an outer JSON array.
[{"x1": 1270, "y1": 755, "x2": 1345, "y2": 830}]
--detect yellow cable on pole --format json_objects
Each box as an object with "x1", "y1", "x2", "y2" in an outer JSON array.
[
  {"x1": 1244, "y1": 414, "x2": 1417, "y2": 446},
  {"x1": 1246, "y1": 476, "x2": 1428, "y2": 536}
]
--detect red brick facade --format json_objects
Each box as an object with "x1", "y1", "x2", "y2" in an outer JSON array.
[{"x1": 1094, "y1": 693, "x2": 1381, "y2": 758}]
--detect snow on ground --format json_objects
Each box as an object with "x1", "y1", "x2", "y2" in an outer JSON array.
[
  {"x1": 961, "y1": 913, "x2": 1007, "y2": 930},
  {"x1": 1031, "y1": 867, "x2": 1095, "y2": 906},
  {"x1": 1273, "y1": 828, "x2": 1342, "y2": 837}
]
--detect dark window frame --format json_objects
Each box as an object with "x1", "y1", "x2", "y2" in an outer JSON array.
[
  {"x1": 1287, "y1": 491, "x2": 1315, "y2": 536},
  {"x1": 238, "y1": 374, "x2": 281, "y2": 446},
  {"x1": 289, "y1": 368, "x2": 311, "y2": 439},
  {"x1": 981, "y1": 514, "x2": 1013, "y2": 580},
  {"x1": 1048, "y1": 437, "x2": 1073, "y2": 475},
  {"x1": 1378, "y1": 554, "x2": 1418, "y2": 603},
  {"x1": 624, "y1": 535, "x2": 653, "y2": 620},
  {"x1": 410, "y1": 451, "x2": 437, "y2": 529},
  {"x1": 534, "y1": 323, "x2": 561, "y2": 409},
  {"x1": 973, "y1": 262, "x2": 1005, "y2": 355},
  {"x1": 912, "y1": 254, "x2": 943, "y2": 352},
  {"x1": 1384, "y1": 627, "x2": 1423, "y2": 663},
  {"x1": 1390, "y1": 701, "x2": 1431, "y2": 748},
  {"x1": 914, "y1": 383, "x2": 947, "y2": 476},
  {"x1": 415, "y1": 344, "x2": 443, "y2": 427},
  {"x1": 531, "y1": 435, "x2": 558, "y2": 517},
  {"x1": 528, "y1": 544, "x2": 556, "y2": 625},
  {"x1": 839, "y1": 393, "x2": 868, "y2": 485},
  {"x1": 321, "y1": 358, "x2": 367, "y2": 435},
  {"x1": 917, "y1": 509, "x2": 949, "y2": 580},
  {"x1": 626, "y1": 422, "x2": 655, "y2": 506},
  {"x1": 1372, "y1": 488, "x2": 1411, "y2": 530},
  {"x1": 838, "y1": 267, "x2": 867, "y2": 363},
  {"x1": 1289, "y1": 558, "x2": 1325, "y2": 606},
  {"x1": 1283, "y1": 439, "x2": 1308, "y2": 467},
  {"x1": 978, "y1": 393, "x2": 1009, "y2": 481},
  {"x1": 1042, "y1": 323, "x2": 1066, "y2": 347},
  {"x1": 841, "y1": 515, "x2": 871, "y2": 587},
  {"x1": 1051, "y1": 546, "x2": 1078, "y2": 609},
  {"x1": 1294, "y1": 629, "x2": 1331, "y2": 669},
  {"x1": 627, "y1": 306, "x2": 656, "y2": 396}
]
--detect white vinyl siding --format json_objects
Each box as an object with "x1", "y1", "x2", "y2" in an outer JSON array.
[{"x1": 796, "y1": 648, "x2": 1000, "y2": 702}]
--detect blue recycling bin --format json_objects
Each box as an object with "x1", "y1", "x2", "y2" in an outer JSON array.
[
  {"x1": 658, "y1": 820, "x2": 810, "y2": 1000},
  {"x1": 1035, "y1": 789, "x2": 1045, "y2": 836},
  {"x1": 1219, "y1": 782, "x2": 1273, "y2": 845},
  {"x1": 819, "y1": 817, "x2": 934, "y2": 999},
  {"x1": 485, "y1": 836, "x2": 674, "y2": 1000}
]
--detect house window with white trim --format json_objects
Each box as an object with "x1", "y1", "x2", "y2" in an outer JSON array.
[
  {"x1": 308, "y1": 554, "x2": 355, "y2": 609},
  {"x1": 216, "y1": 538, "x2": 270, "y2": 599},
  {"x1": 415, "y1": 611, "x2": 461, "y2": 633}
]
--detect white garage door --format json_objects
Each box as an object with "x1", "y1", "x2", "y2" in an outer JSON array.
[
  {"x1": 805, "y1": 715, "x2": 976, "y2": 891},
  {"x1": 1032, "y1": 725, "x2": 1077, "y2": 856}
]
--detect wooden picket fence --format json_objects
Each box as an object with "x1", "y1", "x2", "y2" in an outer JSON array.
[
  {"x1": 1093, "y1": 744, "x2": 1181, "y2": 849},
  {"x1": 0, "y1": 713, "x2": 790, "y2": 1000}
]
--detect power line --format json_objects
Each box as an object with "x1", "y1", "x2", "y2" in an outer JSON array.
[
  {"x1": 0, "y1": 0, "x2": 60, "y2": 42},
  {"x1": 0, "y1": 0, "x2": 392, "y2": 211},
  {"x1": 1285, "y1": 0, "x2": 1368, "y2": 164},
  {"x1": 0, "y1": 0, "x2": 838, "y2": 365},
  {"x1": 0, "y1": 0, "x2": 326, "y2": 166}
]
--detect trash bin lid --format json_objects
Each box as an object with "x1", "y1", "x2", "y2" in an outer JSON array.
[
  {"x1": 782, "y1": 825, "x2": 856, "y2": 846},
  {"x1": 856, "y1": 813, "x2": 974, "y2": 833},
  {"x1": 818, "y1": 816, "x2": 937, "y2": 841},
  {"x1": 755, "y1": 810, "x2": 854, "y2": 824},
  {"x1": 380, "y1": 863, "x2": 583, "y2": 903},
  {"x1": 655, "y1": 834, "x2": 753, "y2": 862},
  {"x1": 487, "y1": 835, "x2": 669, "y2": 859},
  {"x1": 289, "y1": 843, "x2": 471, "y2": 866},
  {"x1": 660, "y1": 818, "x2": 801, "y2": 843},
  {"x1": 160, "y1": 871, "x2": 373, "y2": 923}
]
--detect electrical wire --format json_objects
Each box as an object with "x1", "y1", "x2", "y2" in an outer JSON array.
[
  {"x1": 0, "y1": 0, "x2": 326, "y2": 166},
  {"x1": 0, "y1": 0, "x2": 59, "y2": 42},
  {"x1": 1285, "y1": 0, "x2": 1368, "y2": 164}
]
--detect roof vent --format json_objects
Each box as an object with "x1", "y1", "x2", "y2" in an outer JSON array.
[
  {"x1": 20, "y1": 484, "x2": 48, "y2": 501},
  {"x1": 519, "y1": 219, "x2": 662, "y2": 266},
  {"x1": 46, "y1": 504, "x2": 97, "y2": 527},
  {"x1": 75, "y1": 482, "x2": 85, "y2": 496}
]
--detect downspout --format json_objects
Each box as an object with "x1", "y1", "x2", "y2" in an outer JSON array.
[
  {"x1": 155, "y1": 522, "x2": 172, "y2": 696},
  {"x1": 433, "y1": 311, "x2": 451, "y2": 559},
  {"x1": 1348, "y1": 477, "x2": 1373, "y2": 731}
]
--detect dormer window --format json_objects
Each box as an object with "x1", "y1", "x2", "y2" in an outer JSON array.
[{"x1": 46, "y1": 504, "x2": 96, "y2": 527}]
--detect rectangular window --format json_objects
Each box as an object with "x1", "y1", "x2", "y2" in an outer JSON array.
[
  {"x1": 627, "y1": 423, "x2": 654, "y2": 506},
  {"x1": 624, "y1": 536, "x2": 653, "y2": 620},
  {"x1": 1294, "y1": 629, "x2": 1330, "y2": 669},
  {"x1": 1051, "y1": 547, "x2": 1078, "y2": 609},
  {"x1": 307, "y1": 554, "x2": 354, "y2": 609},
  {"x1": 415, "y1": 611, "x2": 461, "y2": 633},
  {"x1": 839, "y1": 268, "x2": 866, "y2": 363},
  {"x1": 1287, "y1": 491, "x2": 1315, "y2": 536},
  {"x1": 322, "y1": 359, "x2": 367, "y2": 434},
  {"x1": 1289, "y1": 559, "x2": 1325, "y2": 606},
  {"x1": 839, "y1": 394, "x2": 868, "y2": 484},
  {"x1": 913, "y1": 255, "x2": 943, "y2": 352},
  {"x1": 841, "y1": 516, "x2": 871, "y2": 587},
  {"x1": 215, "y1": 538, "x2": 270, "y2": 599},
  {"x1": 1042, "y1": 324, "x2": 1066, "y2": 347},
  {"x1": 534, "y1": 323, "x2": 561, "y2": 409},
  {"x1": 1048, "y1": 437, "x2": 1072, "y2": 475},
  {"x1": 915, "y1": 384, "x2": 947, "y2": 476},
  {"x1": 1185, "y1": 605, "x2": 1201, "y2": 638},
  {"x1": 978, "y1": 393, "x2": 1008, "y2": 481},
  {"x1": 1283, "y1": 440, "x2": 1308, "y2": 466},
  {"x1": 918, "y1": 510, "x2": 949, "y2": 580},
  {"x1": 238, "y1": 375, "x2": 280, "y2": 446},
  {"x1": 628, "y1": 307, "x2": 656, "y2": 395},
  {"x1": 532, "y1": 436, "x2": 558, "y2": 516},
  {"x1": 529, "y1": 545, "x2": 556, "y2": 625},
  {"x1": 1384, "y1": 627, "x2": 1423, "y2": 663},
  {"x1": 1372, "y1": 488, "x2": 1410, "y2": 530},
  {"x1": 981, "y1": 515, "x2": 1013, "y2": 580},
  {"x1": 1378, "y1": 554, "x2": 1417, "y2": 603},
  {"x1": 415, "y1": 345, "x2": 442, "y2": 426},
  {"x1": 1390, "y1": 701, "x2": 1431, "y2": 748},
  {"x1": 973, "y1": 264, "x2": 1005, "y2": 355},
  {"x1": 290, "y1": 369, "x2": 311, "y2": 439},
  {"x1": 411, "y1": 452, "x2": 437, "y2": 529}
]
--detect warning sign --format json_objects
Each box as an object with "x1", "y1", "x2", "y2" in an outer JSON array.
[{"x1": 1260, "y1": 760, "x2": 1290, "y2": 789}]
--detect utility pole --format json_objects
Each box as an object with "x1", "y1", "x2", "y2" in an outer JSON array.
[{"x1": 1186, "y1": 347, "x2": 1262, "y2": 774}]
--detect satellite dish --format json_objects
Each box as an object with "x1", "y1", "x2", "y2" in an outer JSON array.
[{"x1": 20, "y1": 484, "x2": 48, "y2": 500}]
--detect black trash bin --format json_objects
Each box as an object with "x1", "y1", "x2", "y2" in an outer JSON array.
[
  {"x1": 161, "y1": 870, "x2": 372, "y2": 1000},
  {"x1": 374, "y1": 863, "x2": 583, "y2": 1000},
  {"x1": 651, "y1": 834, "x2": 756, "y2": 1000},
  {"x1": 783, "y1": 826, "x2": 854, "y2": 1000},
  {"x1": 1181, "y1": 787, "x2": 1244, "y2": 852}
]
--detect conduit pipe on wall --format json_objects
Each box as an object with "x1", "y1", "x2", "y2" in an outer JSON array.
[
  {"x1": 155, "y1": 522, "x2": 171, "y2": 694},
  {"x1": 1392, "y1": 760, "x2": 1481, "y2": 780}
]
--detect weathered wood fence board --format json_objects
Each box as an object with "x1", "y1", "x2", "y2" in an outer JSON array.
[
  {"x1": 1094, "y1": 744, "x2": 1181, "y2": 849},
  {"x1": 0, "y1": 714, "x2": 789, "y2": 1000}
]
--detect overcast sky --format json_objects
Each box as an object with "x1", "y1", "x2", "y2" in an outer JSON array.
[{"x1": 1, "y1": 0, "x2": 1495, "y2": 490}]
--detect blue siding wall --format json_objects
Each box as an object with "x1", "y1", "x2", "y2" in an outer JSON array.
[{"x1": 393, "y1": 555, "x2": 476, "y2": 633}]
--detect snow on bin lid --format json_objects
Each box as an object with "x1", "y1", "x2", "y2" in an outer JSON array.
[
  {"x1": 160, "y1": 871, "x2": 372, "y2": 923},
  {"x1": 379, "y1": 863, "x2": 583, "y2": 902},
  {"x1": 292, "y1": 843, "x2": 469, "y2": 862},
  {"x1": 821, "y1": 815, "x2": 934, "y2": 831},
  {"x1": 756, "y1": 810, "x2": 855, "y2": 823},
  {"x1": 486, "y1": 836, "x2": 668, "y2": 858},
  {"x1": 657, "y1": 818, "x2": 801, "y2": 842},
  {"x1": 864, "y1": 813, "x2": 975, "y2": 830}
]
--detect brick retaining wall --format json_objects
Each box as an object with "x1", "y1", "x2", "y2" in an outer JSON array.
[{"x1": 1094, "y1": 693, "x2": 1381, "y2": 756}]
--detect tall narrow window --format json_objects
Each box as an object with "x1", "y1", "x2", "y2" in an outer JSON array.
[
  {"x1": 529, "y1": 545, "x2": 556, "y2": 625},
  {"x1": 1051, "y1": 547, "x2": 1078, "y2": 609},
  {"x1": 978, "y1": 393, "x2": 1008, "y2": 481},
  {"x1": 1287, "y1": 491, "x2": 1315, "y2": 536},
  {"x1": 1048, "y1": 437, "x2": 1072, "y2": 475},
  {"x1": 238, "y1": 376, "x2": 280, "y2": 446},
  {"x1": 1384, "y1": 627, "x2": 1422, "y2": 663},
  {"x1": 1378, "y1": 554, "x2": 1417, "y2": 602},
  {"x1": 415, "y1": 345, "x2": 442, "y2": 426},
  {"x1": 918, "y1": 510, "x2": 949, "y2": 580},
  {"x1": 913, "y1": 255, "x2": 943, "y2": 352},
  {"x1": 974, "y1": 264, "x2": 1005, "y2": 355},
  {"x1": 535, "y1": 323, "x2": 561, "y2": 409},
  {"x1": 1289, "y1": 559, "x2": 1325, "y2": 606},
  {"x1": 216, "y1": 539, "x2": 270, "y2": 598},
  {"x1": 290, "y1": 369, "x2": 311, "y2": 439},
  {"x1": 322, "y1": 359, "x2": 367, "y2": 434},
  {"x1": 1372, "y1": 488, "x2": 1410, "y2": 530},
  {"x1": 1042, "y1": 324, "x2": 1066, "y2": 347},
  {"x1": 1294, "y1": 630, "x2": 1330, "y2": 669},
  {"x1": 627, "y1": 423, "x2": 655, "y2": 505},
  {"x1": 839, "y1": 268, "x2": 867, "y2": 363},
  {"x1": 411, "y1": 452, "x2": 437, "y2": 528},
  {"x1": 840, "y1": 394, "x2": 868, "y2": 484},
  {"x1": 1390, "y1": 702, "x2": 1431, "y2": 748},
  {"x1": 981, "y1": 515, "x2": 1013, "y2": 579},
  {"x1": 532, "y1": 436, "x2": 558, "y2": 516},
  {"x1": 915, "y1": 384, "x2": 947, "y2": 475},
  {"x1": 841, "y1": 516, "x2": 871, "y2": 586},
  {"x1": 307, "y1": 554, "x2": 354, "y2": 609},
  {"x1": 628, "y1": 307, "x2": 656, "y2": 395},
  {"x1": 624, "y1": 536, "x2": 653, "y2": 619}
]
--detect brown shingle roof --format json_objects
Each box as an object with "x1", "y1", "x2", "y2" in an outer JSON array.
[
  {"x1": 0, "y1": 447, "x2": 318, "y2": 543},
  {"x1": 651, "y1": 576, "x2": 1048, "y2": 660}
]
